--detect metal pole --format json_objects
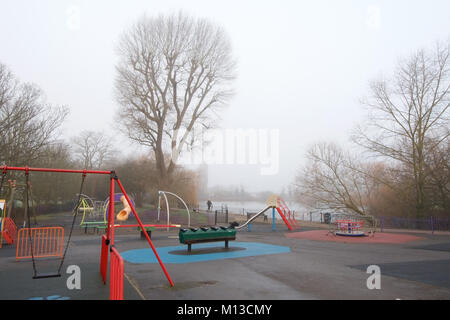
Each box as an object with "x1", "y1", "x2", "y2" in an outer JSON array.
[
  {"x1": 157, "y1": 192, "x2": 161, "y2": 222},
  {"x1": 226, "y1": 206, "x2": 228, "y2": 224},
  {"x1": 272, "y1": 207, "x2": 276, "y2": 231},
  {"x1": 116, "y1": 178, "x2": 174, "y2": 287},
  {"x1": 114, "y1": 224, "x2": 179, "y2": 228},
  {"x1": 106, "y1": 176, "x2": 115, "y2": 246},
  {"x1": 162, "y1": 193, "x2": 170, "y2": 231},
  {"x1": 431, "y1": 216, "x2": 434, "y2": 234},
  {"x1": 0, "y1": 165, "x2": 111, "y2": 175},
  {"x1": 158, "y1": 191, "x2": 190, "y2": 228}
]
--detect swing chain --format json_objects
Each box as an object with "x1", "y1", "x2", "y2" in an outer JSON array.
[
  {"x1": 0, "y1": 170, "x2": 7, "y2": 197},
  {"x1": 24, "y1": 171, "x2": 39, "y2": 278},
  {"x1": 56, "y1": 172, "x2": 87, "y2": 274}
]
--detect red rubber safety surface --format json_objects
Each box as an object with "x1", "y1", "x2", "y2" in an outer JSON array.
[{"x1": 286, "y1": 230, "x2": 424, "y2": 244}]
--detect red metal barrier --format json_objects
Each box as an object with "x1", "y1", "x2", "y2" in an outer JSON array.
[
  {"x1": 100, "y1": 235, "x2": 108, "y2": 284},
  {"x1": 16, "y1": 227, "x2": 64, "y2": 260},
  {"x1": 110, "y1": 246, "x2": 124, "y2": 300},
  {"x1": 0, "y1": 218, "x2": 17, "y2": 247}
]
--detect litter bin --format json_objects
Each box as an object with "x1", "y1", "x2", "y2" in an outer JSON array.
[{"x1": 323, "y1": 213, "x2": 331, "y2": 224}]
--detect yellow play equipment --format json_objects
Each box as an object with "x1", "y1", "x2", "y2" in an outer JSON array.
[{"x1": 76, "y1": 195, "x2": 95, "y2": 225}]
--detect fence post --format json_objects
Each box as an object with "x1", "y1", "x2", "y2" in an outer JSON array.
[
  {"x1": 100, "y1": 235, "x2": 108, "y2": 284},
  {"x1": 431, "y1": 216, "x2": 434, "y2": 234},
  {"x1": 214, "y1": 210, "x2": 217, "y2": 225},
  {"x1": 225, "y1": 207, "x2": 228, "y2": 224},
  {"x1": 380, "y1": 217, "x2": 383, "y2": 233}
]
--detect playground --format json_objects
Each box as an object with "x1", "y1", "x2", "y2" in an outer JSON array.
[{"x1": 1, "y1": 166, "x2": 450, "y2": 300}]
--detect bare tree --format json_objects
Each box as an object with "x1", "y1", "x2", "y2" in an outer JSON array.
[
  {"x1": 294, "y1": 142, "x2": 379, "y2": 216},
  {"x1": 31, "y1": 143, "x2": 80, "y2": 205},
  {"x1": 115, "y1": 155, "x2": 158, "y2": 207},
  {"x1": 0, "y1": 63, "x2": 68, "y2": 166},
  {"x1": 114, "y1": 12, "x2": 236, "y2": 187},
  {"x1": 71, "y1": 130, "x2": 115, "y2": 169},
  {"x1": 352, "y1": 41, "x2": 450, "y2": 217},
  {"x1": 424, "y1": 138, "x2": 450, "y2": 213}
]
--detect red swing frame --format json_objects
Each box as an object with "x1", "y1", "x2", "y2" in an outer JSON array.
[{"x1": 1, "y1": 165, "x2": 174, "y2": 291}]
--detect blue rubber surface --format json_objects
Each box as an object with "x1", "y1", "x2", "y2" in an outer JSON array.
[{"x1": 121, "y1": 242, "x2": 291, "y2": 264}]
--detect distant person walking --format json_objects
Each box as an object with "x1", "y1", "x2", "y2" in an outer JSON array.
[{"x1": 207, "y1": 200, "x2": 213, "y2": 211}]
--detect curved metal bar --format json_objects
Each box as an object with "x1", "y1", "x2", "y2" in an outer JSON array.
[
  {"x1": 158, "y1": 191, "x2": 190, "y2": 228},
  {"x1": 162, "y1": 192, "x2": 170, "y2": 231},
  {"x1": 157, "y1": 192, "x2": 161, "y2": 221},
  {"x1": 75, "y1": 194, "x2": 94, "y2": 225},
  {"x1": 234, "y1": 206, "x2": 272, "y2": 230}
]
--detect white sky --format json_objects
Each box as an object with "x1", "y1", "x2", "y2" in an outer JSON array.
[{"x1": 1, "y1": 0, "x2": 449, "y2": 193}]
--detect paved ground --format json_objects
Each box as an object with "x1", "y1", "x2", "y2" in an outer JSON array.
[{"x1": 1, "y1": 219, "x2": 450, "y2": 300}]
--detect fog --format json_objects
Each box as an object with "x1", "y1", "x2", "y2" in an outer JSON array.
[{"x1": 1, "y1": 0, "x2": 449, "y2": 193}]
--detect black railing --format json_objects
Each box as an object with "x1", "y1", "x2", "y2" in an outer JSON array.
[{"x1": 379, "y1": 216, "x2": 450, "y2": 233}]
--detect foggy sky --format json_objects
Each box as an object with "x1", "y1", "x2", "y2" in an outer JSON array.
[{"x1": 1, "y1": 0, "x2": 449, "y2": 193}]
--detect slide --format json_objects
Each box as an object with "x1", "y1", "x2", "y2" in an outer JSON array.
[
  {"x1": 234, "y1": 206, "x2": 272, "y2": 230},
  {"x1": 231, "y1": 195, "x2": 299, "y2": 232}
]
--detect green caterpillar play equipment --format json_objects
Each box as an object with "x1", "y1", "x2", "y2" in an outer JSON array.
[{"x1": 179, "y1": 226, "x2": 236, "y2": 252}]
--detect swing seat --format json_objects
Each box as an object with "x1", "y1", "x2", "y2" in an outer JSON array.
[{"x1": 33, "y1": 272, "x2": 61, "y2": 279}]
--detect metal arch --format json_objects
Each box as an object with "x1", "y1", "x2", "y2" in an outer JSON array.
[
  {"x1": 157, "y1": 190, "x2": 190, "y2": 229},
  {"x1": 73, "y1": 194, "x2": 94, "y2": 210},
  {"x1": 75, "y1": 194, "x2": 95, "y2": 226}
]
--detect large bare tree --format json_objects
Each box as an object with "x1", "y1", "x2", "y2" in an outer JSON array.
[
  {"x1": 0, "y1": 63, "x2": 68, "y2": 167},
  {"x1": 114, "y1": 12, "x2": 236, "y2": 187},
  {"x1": 352, "y1": 41, "x2": 450, "y2": 217}
]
